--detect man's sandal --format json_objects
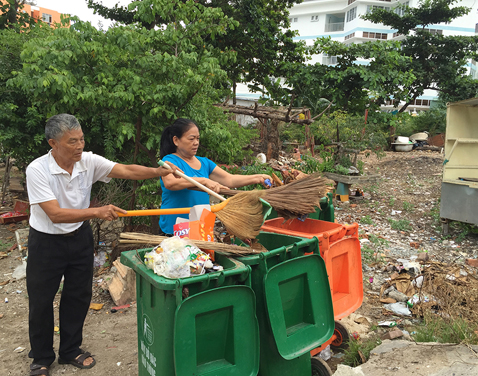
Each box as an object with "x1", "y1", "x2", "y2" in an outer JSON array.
[
  {"x1": 30, "y1": 364, "x2": 49, "y2": 376},
  {"x1": 58, "y1": 349, "x2": 96, "y2": 369}
]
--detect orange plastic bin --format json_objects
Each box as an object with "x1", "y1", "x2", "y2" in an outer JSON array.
[{"x1": 261, "y1": 218, "x2": 363, "y2": 321}]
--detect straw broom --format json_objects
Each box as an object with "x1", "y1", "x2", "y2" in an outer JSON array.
[
  {"x1": 119, "y1": 232, "x2": 267, "y2": 256},
  {"x1": 120, "y1": 165, "x2": 332, "y2": 240},
  {"x1": 218, "y1": 173, "x2": 334, "y2": 219}
]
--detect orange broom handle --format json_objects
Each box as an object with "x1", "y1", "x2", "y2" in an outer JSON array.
[{"x1": 117, "y1": 198, "x2": 231, "y2": 217}]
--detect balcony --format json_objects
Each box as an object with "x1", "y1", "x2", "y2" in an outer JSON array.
[{"x1": 325, "y1": 22, "x2": 344, "y2": 32}]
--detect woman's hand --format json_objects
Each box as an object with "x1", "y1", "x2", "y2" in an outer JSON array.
[{"x1": 255, "y1": 174, "x2": 272, "y2": 187}]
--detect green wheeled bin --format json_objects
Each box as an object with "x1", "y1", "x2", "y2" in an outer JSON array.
[
  {"x1": 121, "y1": 249, "x2": 260, "y2": 376},
  {"x1": 236, "y1": 232, "x2": 335, "y2": 376}
]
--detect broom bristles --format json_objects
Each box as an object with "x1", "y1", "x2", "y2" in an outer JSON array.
[
  {"x1": 216, "y1": 190, "x2": 266, "y2": 240},
  {"x1": 215, "y1": 174, "x2": 334, "y2": 239}
]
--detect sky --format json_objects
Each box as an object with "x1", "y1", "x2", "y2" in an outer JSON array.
[{"x1": 34, "y1": 0, "x2": 132, "y2": 27}]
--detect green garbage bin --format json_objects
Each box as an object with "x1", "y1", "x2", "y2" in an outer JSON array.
[
  {"x1": 265, "y1": 192, "x2": 335, "y2": 223},
  {"x1": 236, "y1": 233, "x2": 335, "y2": 376},
  {"x1": 121, "y1": 249, "x2": 260, "y2": 376}
]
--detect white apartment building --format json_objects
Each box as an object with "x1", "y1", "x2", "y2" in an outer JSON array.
[{"x1": 288, "y1": 0, "x2": 478, "y2": 113}]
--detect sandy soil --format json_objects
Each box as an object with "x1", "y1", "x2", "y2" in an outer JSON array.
[{"x1": 1, "y1": 149, "x2": 477, "y2": 376}]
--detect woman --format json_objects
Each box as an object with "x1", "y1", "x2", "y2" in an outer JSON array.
[{"x1": 159, "y1": 118, "x2": 271, "y2": 235}]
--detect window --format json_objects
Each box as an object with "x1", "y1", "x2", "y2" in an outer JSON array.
[
  {"x1": 346, "y1": 7, "x2": 357, "y2": 22},
  {"x1": 42, "y1": 13, "x2": 52, "y2": 24},
  {"x1": 345, "y1": 32, "x2": 355, "y2": 40},
  {"x1": 322, "y1": 54, "x2": 338, "y2": 65},
  {"x1": 289, "y1": 17, "x2": 298, "y2": 23},
  {"x1": 393, "y1": 32, "x2": 402, "y2": 38},
  {"x1": 294, "y1": 17, "x2": 298, "y2": 22},
  {"x1": 427, "y1": 29, "x2": 443, "y2": 35},
  {"x1": 366, "y1": 5, "x2": 390, "y2": 14},
  {"x1": 395, "y1": 1, "x2": 410, "y2": 17},
  {"x1": 310, "y1": 15, "x2": 319, "y2": 22},
  {"x1": 363, "y1": 32, "x2": 388, "y2": 39}
]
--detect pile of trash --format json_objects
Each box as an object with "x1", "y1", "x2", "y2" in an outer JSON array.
[
  {"x1": 144, "y1": 236, "x2": 223, "y2": 279},
  {"x1": 378, "y1": 255, "x2": 478, "y2": 323}
]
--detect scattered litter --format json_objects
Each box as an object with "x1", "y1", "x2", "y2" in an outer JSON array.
[
  {"x1": 391, "y1": 210, "x2": 402, "y2": 215},
  {"x1": 12, "y1": 261, "x2": 26, "y2": 280},
  {"x1": 89, "y1": 303, "x2": 104, "y2": 311},
  {"x1": 318, "y1": 345, "x2": 332, "y2": 361},
  {"x1": 117, "y1": 362, "x2": 121, "y2": 366},
  {"x1": 16, "y1": 290, "x2": 22, "y2": 294},
  {"x1": 383, "y1": 302, "x2": 412, "y2": 316},
  {"x1": 5, "y1": 298, "x2": 8, "y2": 303},
  {"x1": 378, "y1": 321, "x2": 397, "y2": 327},
  {"x1": 13, "y1": 347, "x2": 25, "y2": 353},
  {"x1": 112, "y1": 304, "x2": 130, "y2": 310},
  {"x1": 94, "y1": 250, "x2": 107, "y2": 267}
]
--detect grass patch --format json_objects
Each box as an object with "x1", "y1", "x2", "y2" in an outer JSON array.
[
  {"x1": 388, "y1": 218, "x2": 412, "y2": 232},
  {"x1": 412, "y1": 314, "x2": 478, "y2": 345},
  {"x1": 360, "y1": 215, "x2": 374, "y2": 225},
  {"x1": 343, "y1": 335, "x2": 382, "y2": 367},
  {"x1": 402, "y1": 201, "x2": 414, "y2": 212},
  {"x1": 0, "y1": 240, "x2": 14, "y2": 251}
]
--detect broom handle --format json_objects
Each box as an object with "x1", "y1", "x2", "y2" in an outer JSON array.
[
  {"x1": 117, "y1": 200, "x2": 229, "y2": 217},
  {"x1": 159, "y1": 160, "x2": 226, "y2": 202}
]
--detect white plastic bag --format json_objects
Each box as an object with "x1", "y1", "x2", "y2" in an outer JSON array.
[{"x1": 144, "y1": 236, "x2": 210, "y2": 279}]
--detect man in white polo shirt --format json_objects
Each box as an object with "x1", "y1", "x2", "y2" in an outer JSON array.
[{"x1": 25, "y1": 114, "x2": 179, "y2": 376}]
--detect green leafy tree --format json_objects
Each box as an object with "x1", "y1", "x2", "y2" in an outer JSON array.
[
  {"x1": 86, "y1": 0, "x2": 307, "y2": 102},
  {"x1": 0, "y1": 25, "x2": 54, "y2": 170},
  {"x1": 9, "y1": 0, "x2": 257, "y2": 231},
  {"x1": 12, "y1": 0, "x2": 238, "y2": 166},
  {"x1": 362, "y1": 0, "x2": 478, "y2": 112},
  {"x1": 0, "y1": 0, "x2": 35, "y2": 30}
]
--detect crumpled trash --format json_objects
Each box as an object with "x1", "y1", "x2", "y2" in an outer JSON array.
[
  {"x1": 145, "y1": 236, "x2": 212, "y2": 279},
  {"x1": 94, "y1": 250, "x2": 107, "y2": 267},
  {"x1": 408, "y1": 294, "x2": 430, "y2": 307},
  {"x1": 319, "y1": 345, "x2": 332, "y2": 361},
  {"x1": 12, "y1": 261, "x2": 27, "y2": 280},
  {"x1": 383, "y1": 302, "x2": 412, "y2": 316}
]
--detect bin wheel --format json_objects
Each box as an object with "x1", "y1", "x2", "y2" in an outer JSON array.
[
  {"x1": 311, "y1": 356, "x2": 333, "y2": 376},
  {"x1": 330, "y1": 321, "x2": 350, "y2": 351}
]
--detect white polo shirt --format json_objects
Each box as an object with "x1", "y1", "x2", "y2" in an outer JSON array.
[{"x1": 26, "y1": 150, "x2": 116, "y2": 234}]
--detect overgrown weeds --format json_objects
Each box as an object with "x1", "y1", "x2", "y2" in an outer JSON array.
[
  {"x1": 411, "y1": 314, "x2": 478, "y2": 345},
  {"x1": 388, "y1": 218, "x2": 412, "y2": 232},
  {"x1": 342, "y1": 336, "x2": 382, "y2": 367}
]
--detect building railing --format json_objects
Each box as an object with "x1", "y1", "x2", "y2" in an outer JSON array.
[{"x1": 325, "y1": 22, "x2": 345, "y2": 32}]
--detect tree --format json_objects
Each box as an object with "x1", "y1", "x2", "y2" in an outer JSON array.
[
  {"x1": 10, "y1": 0, "x2": 256, "y2": 231},
  {"x1": 0, "y1": 0, "x2": 35, "y2": 30},
  {"x1": 362, "y1": 0, "x2": 478, "y2": 112},
  {"x1": 86, "y1": 0, "x2": 307, "y2": 103},
  {"x1": 271, "y1": 38, "x2": 416, "y2": 115}
]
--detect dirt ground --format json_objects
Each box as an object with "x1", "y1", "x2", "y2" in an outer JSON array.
[{"x1": 1, "y1": 149, "x2": 478, "y2": 376}]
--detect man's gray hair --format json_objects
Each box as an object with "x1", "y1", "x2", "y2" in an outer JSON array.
[{"x1": 45, "y1": 114, "x2": 81, "y2": 141}]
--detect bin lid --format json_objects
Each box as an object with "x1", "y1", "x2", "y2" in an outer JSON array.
[
  {"x1": 264, "y1": 255, "x2": 335, "y2": 360},
  {"x1": 174, "y1": 285, "x2": 259, "y2": 376}
]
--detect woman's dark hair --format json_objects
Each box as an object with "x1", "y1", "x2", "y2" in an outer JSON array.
[{"x1": 160, "y1": 118, "x2": 198, "y2": 159}]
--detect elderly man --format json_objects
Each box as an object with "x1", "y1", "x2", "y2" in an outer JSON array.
[{"x1": 26, "y1": 114, "x2": 178, "y2": 376}]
